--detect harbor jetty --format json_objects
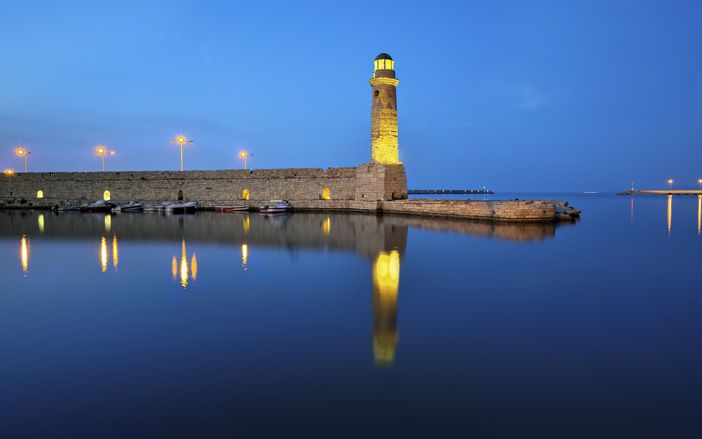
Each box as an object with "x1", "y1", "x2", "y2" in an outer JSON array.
[
  {"x1": 408, "y1": 189, "x2": 494, "y2": 195},
  {"x1": 618, "y1": 189, "x2": 702, "y2": 196}
]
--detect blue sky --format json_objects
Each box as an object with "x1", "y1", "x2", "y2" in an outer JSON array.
[{"x1": 1, "y1": 0, "x2": 700, "y2": 191}]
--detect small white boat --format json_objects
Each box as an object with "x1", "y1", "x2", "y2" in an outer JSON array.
[
  {"x1": 260, "y1": 200, "x2": 290, "y2": 214},
  {"x1": 117, "y1": 201, "x2": 144, "y2": 212},
  {"x1": 166, "y1": 201, "x2": 198, "y2": 213}
]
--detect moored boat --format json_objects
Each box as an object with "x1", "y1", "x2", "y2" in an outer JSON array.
[
  {"x1": 260, "y1": 200, "x2": 290, "y2": 214},
  {"x1": 165, "y1": 201, "x2": 198, "y2": 214},
  {"x1": 119, "y1": 201, "x2": 145, "y2": 212},
  {"x1": 80, "y1": 200, "x2": 116, "y2": 213}
]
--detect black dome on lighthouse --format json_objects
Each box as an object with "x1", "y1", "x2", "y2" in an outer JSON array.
[{"x1": 375, "y1": 53, "x2": 393, "y2": 61}]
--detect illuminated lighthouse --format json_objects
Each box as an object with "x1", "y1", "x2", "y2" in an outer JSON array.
[{"x1": 370, "y1": 53, "x2": 400, "y2": 164}]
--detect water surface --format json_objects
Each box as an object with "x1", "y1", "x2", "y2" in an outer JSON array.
[{"x1": 1, "y1": 194, "x2": 701, "y2": 438}]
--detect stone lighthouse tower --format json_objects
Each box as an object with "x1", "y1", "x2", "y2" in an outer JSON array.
[{"x1": 370, "y1": 53, "x2": 400, "y2": 164}]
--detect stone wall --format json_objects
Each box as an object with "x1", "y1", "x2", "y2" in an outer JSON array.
[{"x1": 0, "y1": 164, "x2": 407, "y2": 210}]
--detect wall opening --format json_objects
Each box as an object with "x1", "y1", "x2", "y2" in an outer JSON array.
[
  {"x1": 103, "y1": 191, "x2": 111, "y2": 201},
  {"x1": 374, "y1": 90, "x2": 380, "y2": 97},
  {"x1": 321, "y1": 187, "x2": 331, "y2": 200},
  {"x1": 177, "y1": 190, "x2": 184, "y2": 201},
  {"x1": 242, "y1": 189, "x2": 250, "y2": 201},
  {"x1": 36, "y1": 190, "x2": 44, "y2": 199}
]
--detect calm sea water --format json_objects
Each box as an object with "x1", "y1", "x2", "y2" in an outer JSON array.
[{"x1": 1, "y1": 194, "x2": 701, "y2": 438}]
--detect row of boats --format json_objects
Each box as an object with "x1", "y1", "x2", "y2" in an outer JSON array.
[{"x1": 54, "y1": 199, "x2": 291, "y2": 214}]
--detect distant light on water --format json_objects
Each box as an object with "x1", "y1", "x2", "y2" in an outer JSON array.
[
  {"x1": 698, "y1": 195, "x2": 701, "y2": 236},
  {"x1": 667, "y1": 195, "x2": 673, "y2": 238},
  {"x1": 38, "y1": 214, "x2": 45, "y2": 233}
]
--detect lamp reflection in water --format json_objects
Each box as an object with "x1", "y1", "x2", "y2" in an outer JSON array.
[
  {"x1": 242, "y1": 215, "x2": 250, "y2": 234},
  {"x1": 667, "y1": 195, "x2": 672, "y2": 238},
  {"x1": 698, "y1": 195, "x2": 701, "y2": 236},
  {"x1": 372, "y1": 250, "x2": 401, "y2": 367},
  {"x1": 173, "y1": 239, "x2": 197, "y2": 288},
  {"x1": 99, "y1": 235, "x2": 119, "y2": 272},
  {"x1": 100, "y1": 237, "x2": 108, "y2": 272},
  {"x1": 112, "y1": 235, "x2": 119, "y2": 271},
  {"x1": 104, "y1": 214, "x2": 111, "y2": 233},
  {"x1": 20, "y1": 235, "x2": 30, "y2": 274},
  {"x1": 38, "y1": 214, "x2": 45, "y2": 233},
  {"x1": 630, "y1": 197, "x2": 634, "y2": 225},
  {"x1": 241, "y1": 244, "x2": 249, "y2": 270},
  {"x1": 322, "y1": 217, "x2": 331, "y2": 236}
]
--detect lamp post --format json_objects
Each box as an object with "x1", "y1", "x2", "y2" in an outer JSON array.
[
  {"x1": 15, "y1": 147, "x2": 30, "y2": 172},
  {"x1": 170, "y1": 135, "x2": 193, "y2": 171},
  {"x1": 95, "y1": 145, "x2": 115, "y2": 172},
  {"x1": 667, "y1": 179, "x2": 674, "y2": 190},
  {"x1": 239, "y1": 150, "x2": 253, "y2": 170}
]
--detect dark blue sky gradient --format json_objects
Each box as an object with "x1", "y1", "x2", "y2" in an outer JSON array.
[{"x1": 1, "y1": 0, "x2": 700, "y2": 191}]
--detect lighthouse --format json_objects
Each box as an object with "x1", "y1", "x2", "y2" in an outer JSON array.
[{"x1": 370, "y1": 53, "x2": 400, "y2": 164}]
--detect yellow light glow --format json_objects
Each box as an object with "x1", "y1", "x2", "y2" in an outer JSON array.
[
  {"x1": 96, "y1": 146, "x2": 106, "y2": 156},
  {"x1": 243, "y1": 215, "x2": 250, "y2": 233},
  {"x1": 241, "y1": 244, "x2": 248, "y2": 270},
  {"x1": 103, "y1": 190, "x2": 111, "y2": 201},
  {"x1": 36, "y1": 190, "x2": 44, "y2": 199},
  {"x1": 171, "y1": 256, "x2": 178, "y2": 279},
  {"x1": 104, "y1": 214, "x2": 111, "y2": 232},
  {"x1": 3, "y1": 169, "x2": 14, "y2": 176},
  {"x1": 176, "y1": 135, "x2": 186, "y2": 144},
  {"x1": 321, "y1": 187, "x2": 331, "y2": 200},
  {"x1": 180, "y1": 257, "x2": 189, "y2": 288},
  {"x1": 373, "y1": 59, "x2": 395, "y2": 72},
  {"x1": 322, "y1": 217, "x2": 331, "y2": 236},
  {"x1": 100, "y1": 236, "x2": 108, "y2": 272},
  {"x1": 239, "y1": 151, "x2": 247, "y2": 158},
  {"x1": 698, "y1": 195, "x2": 701, "y2": 236},
  {"x1": 372, "y1": 250, "x2": 400, "y2": 367},
  {"x1": 191, "y1": 254, "x2": 198, "y2": 280},
  {"x1": 242, "y1": 188, "x2": 250, "y2": 201},
  {"x1": 15, "y1": 147, "x2": 27, "y2": 157},
  {"x1": 667, "y1": 194, "x2": 672, "y2": 238},
  {"x1": 38, "y1": 214, "x2": 45, "y2": 233},
  {"x1": 20, "y1": 235, "x2": 29, "y2": 273},
  {"x1": 112, "y1": 235, "x2": 119, "y2": 271}
]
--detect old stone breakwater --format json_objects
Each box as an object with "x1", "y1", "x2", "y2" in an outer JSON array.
[{"x1": 0, "y1": 53, "x2": 578, "y2": 222}]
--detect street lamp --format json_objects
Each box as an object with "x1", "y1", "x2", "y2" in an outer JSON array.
[
  {"x1": 698, "y1": 178, "x2": 702, "y2": 190},
  {"x1": 14, "y1": 147, "x2": 31, "y2": 172},
  {"x1": 239, "y1": 150, "x2": 253, "y2": 170},
  {"x1": 95, "y1": 145, "x2": 116, "y2": 172},
  {"x1": 170, "y1": 135, "x2": 193, "y2": 171},
  {"x1": 3, "y1": 168, "x2": 14, "y2": 176},
  {"x1": 667, "y1": 179, "x2": 674, "y2": 190}
]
